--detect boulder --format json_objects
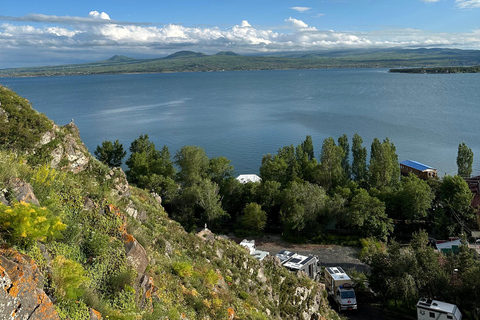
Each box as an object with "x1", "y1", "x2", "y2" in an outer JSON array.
[
  {"x1": 10, "y1": 178, "x2": 40, "y2": 206},
  {"x1": 0, "y1": 248, "x2": 59, "y2": 320},
  {"x1": 89, "y1": 308, "x2": 102, "y2": 320},
  {"x1": 124, "y1": 234, "x2": 149, "y2": 276}
]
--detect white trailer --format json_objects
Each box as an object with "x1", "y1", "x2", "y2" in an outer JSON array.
[
  {"x1": 417, "y1": 298, "x2": 462, "y2": 320},
  {"x1": 324, "y1": 266, "x2": 357, "y2": 312}
]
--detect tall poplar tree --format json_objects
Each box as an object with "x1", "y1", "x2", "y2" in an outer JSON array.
[
  {"x1": 457, "y1": 142, "x2": 474, "y2": 178},
  {"x1": 369, "y1": 138, "x2": 400, "y2": 189},
  {"x1": 338, "y1": 134, "x2": 350, "y2": 180},
  {"x1": 351, "y1": 133, "x2": 367, "y2": 182}
]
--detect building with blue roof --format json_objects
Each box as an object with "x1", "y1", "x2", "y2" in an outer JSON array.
[{"x1": 400, "y1": 160, "x2": 437, "y2": 179}]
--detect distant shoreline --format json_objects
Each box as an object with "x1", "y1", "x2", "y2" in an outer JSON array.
[{"x1": 390, "y1": 66, "x2": 480, "y2": 74}]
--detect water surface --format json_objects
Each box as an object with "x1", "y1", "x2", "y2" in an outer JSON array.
[{"x1": 2, "y1": 68, "x2": 479, "y2": 176}]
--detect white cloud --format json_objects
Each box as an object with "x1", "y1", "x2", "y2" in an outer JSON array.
[
  {"x1": 240, "y1": 20, "x2": 251, "y2": 27},
  {"x1": 455, "y1": 0, "x2": 480, "y2": 8},
  {"x1": 285, "y1": 17, "x2": 317, "y2": 31},
  {"x1": 1, "y1": 11, "x2": 480, "y2": 67},
  {"x1": 291, "y1": 7, "x2": 311, "y2": 12},
  {"x1": 88, "y1": 11, "x2": 111, "y2": 20}
]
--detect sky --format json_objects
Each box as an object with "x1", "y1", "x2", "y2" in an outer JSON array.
[{"x1": 1, "y1": 0, "x2": 480, "y2": 68}]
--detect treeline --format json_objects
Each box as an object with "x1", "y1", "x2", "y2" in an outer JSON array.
[
  {"x1": 390, "y1": 66, "x2": 480, "y2": 74},
  {"x1": 95, "y1": 134, "x2": 477, "y2": 241}
]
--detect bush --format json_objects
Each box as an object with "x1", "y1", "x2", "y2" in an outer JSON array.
[
  {"x1": 52, "y1": 255, "x2": 89, "y2": 301},
  {"x1": 0, "y1": 201, "x2": 66, "y2": 247}
]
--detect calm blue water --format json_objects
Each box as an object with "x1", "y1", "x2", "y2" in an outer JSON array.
[{"x1": 2, "y1": 69, "x2": 480, "y2": 176}]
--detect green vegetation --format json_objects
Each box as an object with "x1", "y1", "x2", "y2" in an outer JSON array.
[
  {"x1": 457, "y1": 142, "x2": 474, "y2": 178},
  {"x1": 362, "y1": 231, "x2": 480, "y2": 319},
  {"x1": 3, "y1": 48, "x2": 480, "y2": 77},
  {"x1": 390, "y1": 65, "x2": 480, "y2": 74},
  {"x1": 0, "y1": 86, "x2": 342, "y2": 320},
  {"x1": 94, "y1": 140, "x2": 127, "y2": 168}
]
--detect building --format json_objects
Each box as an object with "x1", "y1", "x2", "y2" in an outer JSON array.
[
  {"x1": 236, "y1": 174, "x2": 262, "y2": 184},
  {"x1": 275, "y1": 250, "x2": 319, "y2": 279},
  {"x1": 239, "y1": 239, "x2": 269, "y2": 261},
  {"x1": 400, "y1": 160, "x2": 437, "y2": 179},
  {"x1": 417, "y1": 298, "x2": 462, "y2": 320}
]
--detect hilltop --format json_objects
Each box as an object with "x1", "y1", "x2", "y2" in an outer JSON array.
[
  {"x1": 2, "y1": 48, "x2": 480, "y2": 77},
  {"x1": 0, "y1": 85, "x2": 341, "y2": 319}
]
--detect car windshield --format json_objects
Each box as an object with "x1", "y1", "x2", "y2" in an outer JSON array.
[{"x1": 341, "y1": 291, "x2": 356, "y2": 299}]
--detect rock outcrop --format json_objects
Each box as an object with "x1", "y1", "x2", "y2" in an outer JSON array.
[
  {"x1": 9, "y1": 178, "x2": 40, "y2": 206},
  {"x1": 0, "y1": 248, "x2": 59, "y2": 320}
]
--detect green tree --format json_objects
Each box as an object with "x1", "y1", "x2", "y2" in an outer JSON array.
[
  {"x1": 351, "y1": 133, "x2": 367, "y2": 182},
  {"x1": 347, "y1": 189, "x2": 393, "y2": 240},
  {"x1": 318, "y1": 137, "x2": 345, "y2": 190},
  {"x1": 397, "y1": 174, "x2": 435, "y2": 221},
  {"x1": 240, "y1": 203, "x2": 267, "y2": 233},
  {"x1": 438, "y1": 175, "x2": 475, "y2": 234},
  {"x1": 94, "y1": 140, "x2": 126, "y2": 168},
  {"x1": 175, "y1": 146, "x2": 209, "y2": 186},
  {"x1": 280, "y1": 181, "x2": 327, "y2": 237},
  {"x1": 301, "y1": 135, "x2": 315, "y2": 161},
  {"x1": 338, "y1": 134, "x2": 351, "y2": 180},
  {"x1": 369, "y1": 138, "x2": 400, "y2": 189},
  {"x1": 208, "y1": 156, "x2": 234, "y2": 185},
  {"x1": 457, "y1": 142, "x2": 474, "y2": 178}
]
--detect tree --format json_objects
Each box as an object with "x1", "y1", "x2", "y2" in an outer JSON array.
[
  {"x1": 457, "y1": 142, "x2": 474, "y2": 178},
  {"x1": 318, "y1": 137, "x2": 345, "y2": 190},
  {"x1": 438, "y1": 175, "x2": 475, "y2": 234},
  {"x1": 175, "y1": 146, "x2": 209, "y2": 186},
  {"x1": 347, "y1": 188, "x2": 392, "y2": 240},
  {"x1": 338, "y1": 134, "x2": 350, "y2": 180},
  {"x1": 301, "y1": 135, "x2": 315, "y2": 161},
  {"x1": 94, "y1": 140, "x2": 126, "y2": 168},
  {"x1": 240, "y1": 203, "x2": 267, "y2": 233},
  {"x1": 351, "y1": 133, "x2": 367, "y2": 182},
  {"x1": 280, "y1": 181, "x2": 327, "y2": 237},
  {"x1": 369, "y1": 138, "x2": 400, "y2": 189},
  {"x1": 125, "y1": 135, "x2": 176, "y2": 200},
  {"x1": 397, "y1": 174, "x2": 435, "y2": 221},
  {"x1": 208, "y1": 156, "x2": 234, "y2": 185}
]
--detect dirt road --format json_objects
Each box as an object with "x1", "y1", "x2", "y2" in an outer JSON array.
[{"x1": 253, "y1": 235, "x2": 368, "y2": 273}]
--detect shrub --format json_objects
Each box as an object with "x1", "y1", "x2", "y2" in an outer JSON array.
[
  {"x1": 52, "y1": 255, "x2": 89, "y2": 301},
  {"x1": 172, "y1": 261, "x2": 193, "y2": 278},
  {"x1": 0, "y1": 201, "x2": 66, "y2": 247}
]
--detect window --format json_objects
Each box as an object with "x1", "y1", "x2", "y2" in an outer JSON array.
[
  {"x1": 447, "y1": 316, "x2": 453, "y2": 319},
  {"x1": 430, "y1": 312, "x2": 435, "y2": 318}
]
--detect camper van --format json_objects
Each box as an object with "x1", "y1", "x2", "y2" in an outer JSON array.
[
  {"x1": 417, "y1": 298, "x2": 462, "y2": 320},
  {"x1": 275, "y1": 250, "x2": 319, "y2": 279},
  {"x1": 324, "y1": 266, "x2": 357, "y2": 312}
]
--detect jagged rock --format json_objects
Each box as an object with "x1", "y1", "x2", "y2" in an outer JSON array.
[
  {"x1": 83, "y1": 197, "x2": 96, "y2": 211},
  {"x1": 9, "y1": 178, "x2": 40, "y2": 206},
  {"x1": 108, "y1": 168, "x2": 130, "y2": 198},
  {"x1": 0, "y1": 189, "x2": 8, "y2": 205},
  {"x1": 38, "y1": 124, "x2": 58, "y2": 146},
  {"x1": 0, "y1": 248, "x2": 59, "y2": 320},
  {"x1": 89, "y1": 308, "x2": 102, "y2": 320},
  {"x1": 151, "y1": 192, "x2": 162, "y2": 206},
  {"x1": 125, "y1": 202, "x2": 146, "y2": 222},
  {"x1": 257, "y1": 267, "x2": 267, "y2": 284},
  {"x1": 64, "y1": 120, "x2": 80, "y2": 136},
  {"x1": 50, "y1": 144, "x2": 64, "y2": 168},
  {"x1": 138, "y1": 274, "x2": 157, "y2": 309},
  {"x1": 0, "y1": 105, "x2": 8, "y2": 123},
  {"x1": 124, "y1": 234, "x2": 149, "y2": 277},
  {"x1": 196, "y1": 228, "x2": 215, "y2": 243},
  {"x1": 164, "y1": 240, "x2": 173, "y2": 255}
]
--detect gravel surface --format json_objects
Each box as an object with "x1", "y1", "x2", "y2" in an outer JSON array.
[{"x1": 251, "y1": 235, "x2": 368, "y2": 273}]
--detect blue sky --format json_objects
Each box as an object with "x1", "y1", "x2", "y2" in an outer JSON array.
[{"x1": 1, "y1": 0, "x2": 480, "y2": 68}]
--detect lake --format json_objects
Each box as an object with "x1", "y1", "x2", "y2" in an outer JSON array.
[{"x1": 2, "y1": 68, "x2": 479, "y2": 176}]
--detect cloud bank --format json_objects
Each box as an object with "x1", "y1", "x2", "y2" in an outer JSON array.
[{"x1": 0, "y1": 11, "x2": 479, "y2": 67}]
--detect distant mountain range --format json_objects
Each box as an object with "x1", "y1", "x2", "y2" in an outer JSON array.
[{"x1": 2, "y1": 48, "x2": 480, "y2": 77}]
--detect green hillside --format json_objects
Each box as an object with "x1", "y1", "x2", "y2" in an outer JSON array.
[{"x1": 2, "y1": 48, "x2": 480, "y2": 77}]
